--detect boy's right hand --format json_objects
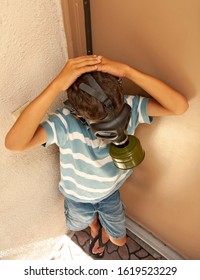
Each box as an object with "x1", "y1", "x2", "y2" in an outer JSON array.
[
  {"x1": 5, "y1": 55, "x2": 101, "y2": 152},
  {"x1": 54, "y1": 55, "x2": 102, "y2": 92}
]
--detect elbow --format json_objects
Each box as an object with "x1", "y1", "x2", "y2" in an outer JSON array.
[
  {"x1": 5, "y1": 134, "x2": 13, "y2": 151},
  {"x1": 5, "y1": 134, "x2": 25, "y2": 153},
  {"x1": 5, "y1": 139, "x2": 17, "y2": 152},
  {"x1": 174, "y1": 98, "x2": 189, "y2": 115}
]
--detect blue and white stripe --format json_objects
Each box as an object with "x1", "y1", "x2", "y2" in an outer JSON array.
[{"x1": 41, "y1": 95, "x2": 152, "y2": 203}]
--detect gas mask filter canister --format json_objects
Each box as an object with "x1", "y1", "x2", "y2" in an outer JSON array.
[{"x1": 64, "y1": 74, "x2": 145, "y2": 170}]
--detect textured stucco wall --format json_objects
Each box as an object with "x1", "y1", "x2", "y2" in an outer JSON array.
[{"x1": 0, "y1": 0, "x2": 69, "y2": 259}]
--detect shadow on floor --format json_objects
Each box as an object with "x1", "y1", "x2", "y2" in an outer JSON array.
[{"x1": 72, "y1": 227, "x2": 166, "y2": 260}]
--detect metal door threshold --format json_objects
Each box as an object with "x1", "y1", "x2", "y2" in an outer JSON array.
[{"x1": 126, "y1": 217, "x2": 185, "y2": 260}]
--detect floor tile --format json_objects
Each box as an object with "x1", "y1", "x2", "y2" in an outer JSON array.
[{"x1": 71, "y1": 227, "x2": 166, "y2": 260}]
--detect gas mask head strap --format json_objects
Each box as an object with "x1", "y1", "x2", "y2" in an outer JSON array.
[
  {"x1": 63, "y1": 99, "x2": 78, "y2": 115},
  {"x1": 79, "y1": 74, "x2": 114, "y2": 116}
]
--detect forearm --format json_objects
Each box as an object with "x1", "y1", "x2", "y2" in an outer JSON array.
[
  {"x1": 125, "y1": 66, "x2": 188, "y2": 114},
  {"x1": 5, "y1": 79, "x2": 61, "y2": 151},
  {"x1": 97, "y1": 57, "x2": 188, "y2": 115},
  {"x1": 5, "y1": 55, "x2": 102, "y2": 151}
]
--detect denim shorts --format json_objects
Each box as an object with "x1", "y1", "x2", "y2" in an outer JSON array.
[{"x1": 64, "y1": 190, "x2": 126, "y2": 239}]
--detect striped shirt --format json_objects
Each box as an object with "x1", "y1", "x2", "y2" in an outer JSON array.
[{"x1": 41, "y1": 95, "x2": 152, "y2": 203}]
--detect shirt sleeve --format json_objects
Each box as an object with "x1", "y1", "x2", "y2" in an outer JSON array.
[
  {"x1": 125, "y1": 95, "x2": 153, "y2": 134},
  {"x1": 40, "y1": 109, "x2": 69, "y2": 148}
]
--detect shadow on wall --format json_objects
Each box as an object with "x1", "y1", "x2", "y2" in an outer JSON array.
[{"x1": 124, "y1": 118, "x2": 165, "y2": 191}]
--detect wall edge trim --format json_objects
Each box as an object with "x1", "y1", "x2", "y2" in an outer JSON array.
[{"x1": 126, "y1": 217, "x2": 185, "y2": 260}]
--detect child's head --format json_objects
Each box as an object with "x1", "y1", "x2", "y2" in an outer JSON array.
[{"x1": 67, "y1": 72, "x2": 124, "y2": 120}]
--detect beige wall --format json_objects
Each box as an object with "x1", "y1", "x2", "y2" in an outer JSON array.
[
  {"x1": 89, "y1": 0, "x2": 200, "y2": 259},
  {"x1": 0, "y1": 0, "x2": 68, "y2": 259}
]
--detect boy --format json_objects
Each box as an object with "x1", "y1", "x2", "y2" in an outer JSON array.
[{"x1": 5, "y1": 55, "x2": 188, "y2": 258}]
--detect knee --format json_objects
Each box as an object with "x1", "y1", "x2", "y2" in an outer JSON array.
[{"x1": 110, "y1": 236, "x2": 127, "y2": 247}]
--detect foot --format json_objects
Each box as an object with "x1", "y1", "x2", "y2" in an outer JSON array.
[{"x1": 89, "y1": 227, "x2": 109, "y2": 258}]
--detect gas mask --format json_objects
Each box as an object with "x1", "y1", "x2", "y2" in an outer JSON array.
[{"x1": 64, "y1": 74, "x2": 145, "y2": 170}]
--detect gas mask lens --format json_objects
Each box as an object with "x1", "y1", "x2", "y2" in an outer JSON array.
[{"x1": 95, "y1": 131, "x2": 117, "y2": 139}]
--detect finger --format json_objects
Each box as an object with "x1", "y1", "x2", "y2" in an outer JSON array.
[
  {"x1": 73, "y1": 55, "x2": 101, "y2": 63},
  {"x1": 77, "y1": 60, "x2": 101, "y2": 70},
  {"x1": 79, "y1": 64, "x2": 98, "y2": 74},
  {"x1": 80, "y1": 55, "x2": 102, "y2": 65}
]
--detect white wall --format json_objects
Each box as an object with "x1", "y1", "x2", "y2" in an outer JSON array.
[{"x1": 0, "y1": 0, "x2": 68, "y2": 259}]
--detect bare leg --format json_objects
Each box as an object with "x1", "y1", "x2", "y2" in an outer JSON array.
[
  {"x1": 89, "y1": 218, "x2": 126, "y2": 255},
  {"x1": 89, "y1": 217, "x2": 109, "y2": 255},
  {"x1": 89, "y1": 217, "x2": 100, "y2": 239},
  {"x1": 109, "y1": 235, "x2": 127, "y2": 247}
]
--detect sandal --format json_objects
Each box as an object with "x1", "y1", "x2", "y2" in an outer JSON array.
[{"x1": 89, "y1": 227, "x2": 108, "y2": 259}]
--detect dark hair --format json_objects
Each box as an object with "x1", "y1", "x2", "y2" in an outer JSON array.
[{"x1": 67, "y1": 72, "x2": 124, "y2": 120}]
